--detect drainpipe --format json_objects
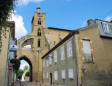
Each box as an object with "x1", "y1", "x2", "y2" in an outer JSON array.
[{"x1": 72, "y1": 34, "x2": 79, "y2": 86}]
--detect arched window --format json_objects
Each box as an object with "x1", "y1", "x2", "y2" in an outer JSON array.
[
  {"x1": 38, "y1": 18, "x2": 41, "y2": 25},
  {"x1": 38, "y1": 39, "x2": 40, "y2": 47},
  {"x1": 38, "y1": 29, "x2": 41, "y2": 36}
]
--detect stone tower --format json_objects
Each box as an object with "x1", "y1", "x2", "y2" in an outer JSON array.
[{"x1": 32, "y1": 7, "x2": 46, "y2": 49}]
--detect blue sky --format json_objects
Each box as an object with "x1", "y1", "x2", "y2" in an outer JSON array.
[{"x1": 12, "y1": 0, "x2": 112, "y2": 39}]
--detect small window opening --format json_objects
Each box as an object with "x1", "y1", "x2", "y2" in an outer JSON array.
[
  {"x1": 38, "y1": 39, "x2": 40, "y2": 47},
  {"x1": 38, "y1": 29, "x2": 41, "y2": 36},
  {"x1": 38, "y1": 19, "x2": 41, "y2": 25}
]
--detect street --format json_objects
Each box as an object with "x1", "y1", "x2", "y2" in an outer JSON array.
[{"x1": 15, "y1": 81, "x2": 42, "y2": 86}]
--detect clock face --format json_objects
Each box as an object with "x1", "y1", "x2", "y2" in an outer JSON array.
[{"x1": 96, "y1": 20, "x2": 112, "y2": 38}]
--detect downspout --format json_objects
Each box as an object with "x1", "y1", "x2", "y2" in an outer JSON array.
[{"x1": 72, "y1": 34, "x2": 79, "y2": 86}]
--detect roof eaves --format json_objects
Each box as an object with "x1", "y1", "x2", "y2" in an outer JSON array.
[{"x1": 48, "y1": 27, "x2": 72, "y2": 32}]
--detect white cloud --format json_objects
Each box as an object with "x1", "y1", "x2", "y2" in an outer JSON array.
[
  {"x1": 9, "y1": 12, "x2": 27, "y2": 39},
  {"x1": 18, "y1": 0, "x2": 45, "y2": 5},
  {"x1": 105, "y1": 16, "x2": 112, "y2": 21}
]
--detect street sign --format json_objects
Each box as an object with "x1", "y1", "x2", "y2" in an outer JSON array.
[
  {"x1": 9, "y1": 45, "x2": 18, "y2": 52},
  {"x1": 8, "y1": 65, "x2": 13, "y2": 70}
]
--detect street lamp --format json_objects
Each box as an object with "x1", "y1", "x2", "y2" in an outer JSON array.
[{"x1": 81, "y1": 65, "x2": 86, "y2": 86}]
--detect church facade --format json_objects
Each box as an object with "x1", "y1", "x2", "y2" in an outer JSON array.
[{"x1": 17, "y1": 7, "x2": 71, "y2": 82}]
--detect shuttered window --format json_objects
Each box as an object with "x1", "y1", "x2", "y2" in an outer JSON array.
[
  {"x1": 49, "y1": 54, "x2": 52, "y2": 65},
  {"x1": 61, "y1": 70, "x2": 66, "y2": 79},
  {"x1": 46, "y1": 73, "x2": 48, "y2": 78},
  {"x1": 54, "y1": 71, "x2": 58, "y2": 80},
  {"x1": 82, "y1": 40, "x2": 93, "y2": 62},
  {"x1": 43, "y1": 73, "x2": 45, "y2": 78},
  {"x1": 61, "y1": 46, "x2": 64, "y2": 60},
  {"x1": 68, "y1": 69, "x2": 74, "y2": 79},
  {"x1": 46, "y1": 59, "x2": 49, "y2": 67},
  {"x1": 67, "y1": 41, "x2": 72, "y2": 57},
  {"x1": 43, "y1": 59, "x2": 45, "y2": 67},
  {"x1": 54, "y1": 50, "x2": 57, "y2": 63}
]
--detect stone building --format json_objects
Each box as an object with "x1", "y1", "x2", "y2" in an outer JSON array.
[
  {"x1": 42, "y1": 19, "x2": 112, "y2": 86},
  {"x1": 0, "y1": 21, "x2": 15, "y2": 86},
  {"x1": 17, "y1": 7, "x2": 71, "y2": 82}
]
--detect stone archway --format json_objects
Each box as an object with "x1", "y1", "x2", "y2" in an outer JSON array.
[{"x1": 19, "y1": 56, "x2": 33, "y2": 82}]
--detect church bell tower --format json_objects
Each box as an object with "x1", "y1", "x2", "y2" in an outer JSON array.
[
  {"x1": 32, "y1": 7, "x2": 46, "y2": 32},
  {"x1": 31, "y1": 7, "x2": 46, "y2": 50}
]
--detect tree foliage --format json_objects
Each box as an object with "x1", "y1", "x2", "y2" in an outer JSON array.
[
  {"x1": 24, "y1": 65, "x2": 29, "y2": 71},
  {"x1": 0, "y1": 0, "x2": 16, "y2": 26},
  {"x1": 10, "y1": 59, "x2": 20, "y2": 73},
  {"x1": 16, "y1": 69, "x2": 24, "y2": 79},
  {"x1": 25, "y1": 71, "x2": 30, "y2": 77},
  {"x1": 0, "y1": 0, "x2": 17, "y2": 52}
]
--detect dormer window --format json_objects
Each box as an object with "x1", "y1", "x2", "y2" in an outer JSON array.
[{"x1": 38, "y1": 29, "x2": 41, "y2": 36}]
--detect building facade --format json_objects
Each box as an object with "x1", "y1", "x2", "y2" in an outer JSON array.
[
  {"x1": 42, "y1": 19, "x2": 112, "y2": 86},
  {"x1": 17, "y1": 7, "x2": 71, "y2": 82},
  {"x1": 0, "y1": 21, "x2": 15, "y2": 86}
]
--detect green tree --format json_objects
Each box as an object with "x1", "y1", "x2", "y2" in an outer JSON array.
[
  {"x1": 0, "y1": 0, "x2": 17, "y2": 52},
  {"x1": 24, "y1": 65, "x2": 29, "y2": 71},
  {"x1": 10, "y1": 59, "x2": 20, "y2": 73},
  {"x1": 0, "y1": 0, "x2": 17, "y2": 26},
  {"x1": 25, "y1": 72, "x2": 30, "y2": 77},
  {"x1": 16, "y1": 69, "x2": 24, "y2": 79}
]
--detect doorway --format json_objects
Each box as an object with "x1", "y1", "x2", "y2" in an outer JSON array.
[{"x1": 50, "y1": 73, "x2": 52, "y2": 85}]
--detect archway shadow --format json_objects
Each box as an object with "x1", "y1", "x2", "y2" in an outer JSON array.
[{"x1": 19, "y1": 56, "x2": 32, "y2": 82}]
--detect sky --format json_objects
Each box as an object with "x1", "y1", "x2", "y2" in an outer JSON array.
[{"x1": 11, "y1": 0, "x2": 112, "y2": 39}]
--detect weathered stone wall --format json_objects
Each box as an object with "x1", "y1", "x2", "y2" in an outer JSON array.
[{"x1": 76, "y1": 24, "x2": 112, "y2": 86}]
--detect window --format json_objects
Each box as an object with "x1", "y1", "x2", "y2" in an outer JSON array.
[
  {"x1": 67, "y1": 41, "x2": 72, "y2": 57},
  {"x1": 38, "y1": 39, "x2": 40, "y2": 47},
  {"x1": 49, "y1": 54, "x2": 52, "y2": 65},
  {"x1": 46, "y1": 73, "x2": 48, "y2": 78},
  {"x1": 43, "y1": 73, "x2": 45, "y2": 79},
  {"x1": 68, "y1": 69, "x2": 74, "y2": 79},
  {"x1": 54, "y1": 71, "x2": 58, "y2": 80},
  {"x1": 38, "y1": 29, "x2": 41, "y2": 36},
  {"x1": 43, "y1": 59, "x2": 45, "y2": 67},
  {"x1": 61, "y1": 46, "x2": 64, "y2": 60},
  {"x1": 82, "y1": 40, "x2": 93, "y2": 62},
  {"x1": 54, "y1": 50, "x2": 57, "y2": 63},
  {"x1": 61, "y1": 70, "x2": 66, "y2": 79},
  {"x1": 46, "y1": 59, "x2": 49, "y2": 67}
]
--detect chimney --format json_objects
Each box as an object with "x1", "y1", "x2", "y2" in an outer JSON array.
[{"x1": 87, "y1": 19, "x2": 95, "y2": 26}]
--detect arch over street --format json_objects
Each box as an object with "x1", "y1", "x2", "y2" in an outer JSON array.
[{"x1": 19, "y1": 56, "x2": 33, "y2": 82}]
